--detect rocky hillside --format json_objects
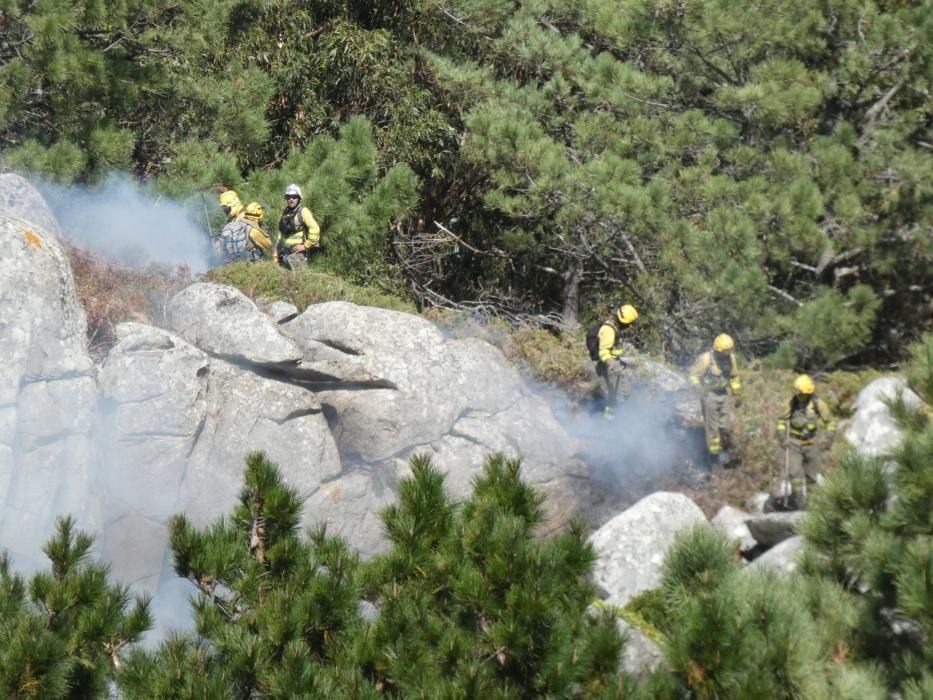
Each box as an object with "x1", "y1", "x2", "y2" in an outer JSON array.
[
  {"x1": 0, "y1": 173, "x2": 603, "y2": 611},
  {"x1": 4, "y1": 172, "x2": 925, "y2": 640}
]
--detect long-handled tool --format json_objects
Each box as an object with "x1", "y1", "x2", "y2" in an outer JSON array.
[{"x1": 782, "y1": 421, "x2": 791, "y2": 510}]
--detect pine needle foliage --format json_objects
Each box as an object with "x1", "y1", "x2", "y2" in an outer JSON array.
[
  {"x1": 119, "y1": 451, "x2": 369, "y2": 699},
  {"x1": 118, "y1": 451, "x2": 631, "y2": 697},
  {"x1": 904, "y1": 334, "x2": 933, "y2": 405},
  {"x1": 0, "y1": 516, "x2": 151, "y2": 699},
  {"x1": 650, "y1": 525, "x2": 886, "y2": 698},
  {"x1": 2, "y1": 0, "x2": 928, "y2": 360},
  {"x1": 358, "y1": 452, "x2": 630, "y2": 698}
]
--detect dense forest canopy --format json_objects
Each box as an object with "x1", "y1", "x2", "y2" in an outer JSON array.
[{"x1": 0, "y1": 0, "x2": 930, "y2": 365}]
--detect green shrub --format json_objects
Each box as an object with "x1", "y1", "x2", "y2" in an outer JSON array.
[{"x1": 209, "y1": 261, "x2": 417, "y2": 314}]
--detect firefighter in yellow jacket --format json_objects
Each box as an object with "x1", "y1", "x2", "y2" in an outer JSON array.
[
  {"x1": 689, "y1": 334, "x2": 742, "y2": 468},
  {"x1": 774, "y1": 374, "x2": 836, "y2": 509},
  {"x1": 217, "y1": 191, "x2": 275, "y2": 263},
  {"x1": 595, "y1": 304, "x2": 639, "y2": 420},
  {"x1": 278, "y1": 184, "x2": 321, "y2": 269},
  {"x1": 216, "y1": 190, "x2": 250, "y2": 262},
  {"x1": 243, "y1": 201, "x2": 276, "y2": 260}
]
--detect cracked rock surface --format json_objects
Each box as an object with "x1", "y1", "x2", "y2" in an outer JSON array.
[
  {"x1": 0, "y1": 175, "x2": 594, "y2": 615},
  {"x1": 96, "y1": 322, "x2": 341, "y2": 585},
  {"x1": 0, "y1": 174, "x2": 95, "y2": 570},
  {"x1": 590, "y1": 492, "x2": 707, "y2": 608},
  {"x1": 281, "y1": 301, "x2": 589, "y2": 550}
]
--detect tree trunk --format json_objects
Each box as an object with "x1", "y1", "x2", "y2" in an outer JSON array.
[{"x1": 561, "y1": 262, "x2": 583, "y2": 330}]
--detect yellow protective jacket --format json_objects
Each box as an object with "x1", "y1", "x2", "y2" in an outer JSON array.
[
  {"x1": 243, "y1": 213, "x2": 275, "y2": 256},
  {"x1": 777, "y1": 395, "x2": 835, "y2": 441},
  {"x1": 597, "y1": 321, "x2": 627, "y2": 364},
  {"x1": 279, "y1": 205, "x2": 320, "y2": 249},
  {"x1": 689, "y1": 351, "x2": 741, "y2": 395}
]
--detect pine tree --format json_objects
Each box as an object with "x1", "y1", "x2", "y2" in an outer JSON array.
[
  {"x1": 358, "y1": 453, "x2": 630, "y2": 697},
  {"x1": 238, "y1": 116, "x2": 419, "y2": 292},
  {"x1": 0, "y1": 516, "x2": 151, "y2": 698},
  {"x1": 119, "y1": 451, "x2": 631, "y2": 697},
  {"x1": 648, "y1": 525, "x2": 886, "y2": 698},
  {"x1": 412, "y1": 0, "x2": 931, "y2": 358},
  {"x1": 118, "y1": 451, "x2": 370, "y2": 699}
]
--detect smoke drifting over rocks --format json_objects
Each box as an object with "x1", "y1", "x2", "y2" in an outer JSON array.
[
  {"x1": 2, "y1": 172, "x2": 704, "y2": 647},
  {"x1": 40, "y1": 175, "x2": 215, "y2": 272},
  {"x1": 538, "y1": 382, "x2": 706, "y2": 527}
]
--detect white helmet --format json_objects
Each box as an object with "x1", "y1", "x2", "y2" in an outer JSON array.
[{"x1": 284, "y1": 184, "x2": 302, "y2": 199}]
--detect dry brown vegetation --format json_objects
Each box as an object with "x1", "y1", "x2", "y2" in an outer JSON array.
[{"x1": 66, "y1": 243, "x2": 195, "y2": 359}]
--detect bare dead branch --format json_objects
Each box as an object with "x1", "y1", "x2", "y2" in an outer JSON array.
[
  {"x1": 864, "y1": 80, "x2": 905, "y2": 124},
  {"x1": 768, "y1": 284, "x2": 803, "y2": 307}
]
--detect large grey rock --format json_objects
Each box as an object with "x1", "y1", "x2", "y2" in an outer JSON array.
[
  {"x1": 0, "y1": 172, "x2": 64, "y2": 236},
  {"x1": 617, "y1": 619, "x2": 665, "y2": 675},
  {"x1": 845, "y1": 377, "x2": 923, "y2": 458},
  {"x1": 711, "y1": 505, "x2": 756, "y2": 553},
  {"x1": 1, "y1": 177, "x2": 596, "y2": 635},
  {"x1": 590, "y1": 492, "x2": 707, "y2": 608},
  {"x1": 282, "y1": 302, "x2": 589, "y2": 550},
  {"x1": 0, "y1": 174, "x2": 96, "y2": 568},
  {"x1": 96, "y1": 323, "x2": 342, "y2": 589},
  {"x1": 746, "y1": 536, "x2": 803, "y2": 575},
  {"x1": 746, "y1": 511, "x2": 805, "y2": 547},
  {"x1": 166, "y1": 283, "x2": 303, "y2": 367}
]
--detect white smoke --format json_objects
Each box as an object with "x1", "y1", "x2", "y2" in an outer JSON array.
[
  {"x1": 40, "y1": 175, "x2": 216, "y2": 272},
  {"x1": 544, "y1": 383, "x2": 705, "y2": 525}
]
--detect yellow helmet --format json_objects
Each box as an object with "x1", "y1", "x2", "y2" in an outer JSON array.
[
  {"x1": 713, "y1": 334, "x2": 735, "y2": 353},
  {"x1": 244, "y1": 201, "x2": 265, "y2": 221},
  {"x1": 794, "y1": 374, "x2": 815, "y2": 395},
  {"x1": 616, "y1": 304, "x2": 639, "y2": 325},
  {"x1": 218, "y1": 190, "x2": 241, "y2": 208}
]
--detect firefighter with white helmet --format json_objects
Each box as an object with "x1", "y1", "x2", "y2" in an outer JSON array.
[
  {"x1": 689, "y1": 333, "x2": 742, "y2": 469},
  {"x1": 278, "y1": 184, "x2": 321, "y2": 269}
]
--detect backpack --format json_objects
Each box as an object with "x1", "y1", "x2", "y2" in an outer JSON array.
[{"x1": 585, "y1": 321, "x2": 605, "y2": 361}]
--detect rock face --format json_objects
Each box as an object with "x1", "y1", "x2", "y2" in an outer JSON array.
[
  {"x1": 711, "y1": 505, "x2": 756, "y2": 554},
  {"x1": 0, "y1": 179, "x2": 594, "y2": 622},
  {"x1": 0, "y1": 174, "x2": 96, "y2": 570},
  {"x1": 590, "y1": 492, "x2": 707, "y2": 608},
  {"x1": 745, "y1": 536, "x2": 803, "y2": 575},
  {"x1": 845, "y1": 377, "x2": 923, "y2": 458},
  {"x1": 279, "y1": 300, "x2": 589, "y2": 551},
  {"x1": 166, "y1": 284, "x2": 304, "y2": 368},
  {"x1": 94, "y1": 323, "x2": 342, "y2": 589},
  {"x1": 746, "y1": 511, "x2": 805, "y2": 548}
]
